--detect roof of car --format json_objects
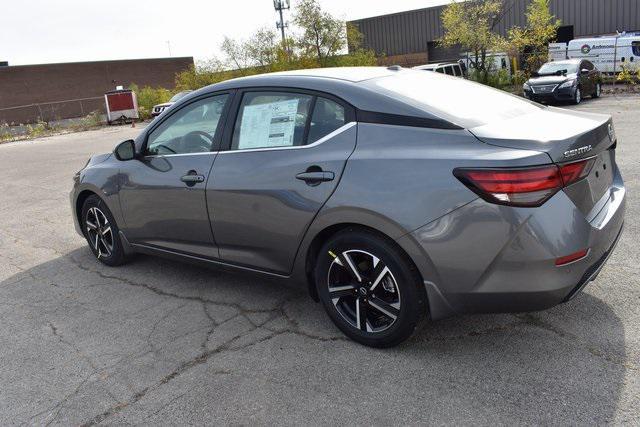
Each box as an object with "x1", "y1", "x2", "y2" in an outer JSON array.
[
  {"x1": 549, "y1": 59, "x2": 582, "y2": 64},
  {"x1": 238, "y1": 67, "x2": 399, "y2": 83},
  {"x1": 179, "y1": 66, "x2": 520, "y2": 129}
]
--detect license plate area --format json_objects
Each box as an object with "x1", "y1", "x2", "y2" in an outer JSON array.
[
  {"x1": 586, "y1": 150, "x2": 614, "y2": 202},
  {"x1": 562, "y1": 149, "x2": 615, "y2": 216}
]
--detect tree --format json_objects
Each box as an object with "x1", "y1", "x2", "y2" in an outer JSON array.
[
  {"x1": 440, "y1": 0, "x2": 508, "y2": 83},
  {"x1": 293, "y1": 0, "x2": 347, "y2": 66},
  {"x1": 245, "y1": 28, "x2": 279, "y2": 67},
  {"x1": 175, "y1": 0, "x2": 377, "y2": 90},
  {"x1": 220, "y1": 27, "x2": 281, "y2": 72},
  {"x1": 508, "y1": 0, "x2": 561, "y2": 72}
]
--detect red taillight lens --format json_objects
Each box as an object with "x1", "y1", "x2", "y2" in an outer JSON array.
[
  {"x1": 559, "y1": 158, "x2": 595, "y2": 186},
  {"x1": 454, "y1": 158, "x2": 595, "y2": 207}
]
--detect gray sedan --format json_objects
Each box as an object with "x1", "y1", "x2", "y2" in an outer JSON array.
[{"x1": 71, "y1": 67, "x2": 625, "y2": 347}]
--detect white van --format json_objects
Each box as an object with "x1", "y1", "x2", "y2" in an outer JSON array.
[{"x1": 550, "y1": 33, "x2": 640, "y2": 73}]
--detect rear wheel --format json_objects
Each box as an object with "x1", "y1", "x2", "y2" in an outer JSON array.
[
  {"x1": 573, "y1": 87, "x2": 582, "y2": 104},
  {"x1": 592, "y1": 82, "x2": 601, "y2": 98},
  {"x1": 81, "y1": 195, "x2": 127, "y2": 266},
  {"x1": 315, "y1": 229, "x2": 426, "y2": 347}
]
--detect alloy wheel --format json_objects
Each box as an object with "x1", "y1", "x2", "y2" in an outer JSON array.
[
  {"x1": 596, "y1": 83, "x2": 601, "y2": 97},
  {"x1": 327, "y1": 250, "x2": 401, "y2": 333},
  {"x1": 575, "y1": 88, "x2": 581, "y2": 104},
  {"x1": 85, "y1": 207, "x2": 114, "y2": 259}
]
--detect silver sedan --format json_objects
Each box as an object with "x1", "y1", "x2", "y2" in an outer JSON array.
[{"x1": 71, "y1": 67, "x2": 625, "y2": 347}]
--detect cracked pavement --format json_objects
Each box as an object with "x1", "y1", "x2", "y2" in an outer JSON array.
[{"x1": 1, "y1": 96, "x2": 639, "y2": 425}]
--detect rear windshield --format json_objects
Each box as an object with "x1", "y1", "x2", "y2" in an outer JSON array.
[{"x1": 367, "y1": 70, "x2": 541, "y2": 128}]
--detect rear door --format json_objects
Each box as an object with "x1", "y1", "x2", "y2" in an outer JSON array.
[
  {"x1": 119, "y1": 93, "x2": 231, "y2": 258},
  {"x1": 207, "y1": 89, "x2": 357, "y2": 273}
]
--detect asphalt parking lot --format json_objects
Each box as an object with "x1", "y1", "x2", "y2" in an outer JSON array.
[{"x1": 1, "y1": 95, "x2": 638, "y2": 425}]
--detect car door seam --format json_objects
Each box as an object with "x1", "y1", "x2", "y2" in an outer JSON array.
[{"x1": 288, "y1": 123, "x2": 360, "y2": 276}]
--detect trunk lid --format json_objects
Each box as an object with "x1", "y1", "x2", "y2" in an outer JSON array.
[
  {"x1": 469, "y1": 107, "x2": 614, "y2": 163},
  {"x1": 469, "y1": 107, "x2": 617, "y2": 216}
]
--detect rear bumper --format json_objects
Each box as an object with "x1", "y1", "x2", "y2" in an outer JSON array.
[{"x1": 408, "y1": 165, "x2": 626, "y2": 319}]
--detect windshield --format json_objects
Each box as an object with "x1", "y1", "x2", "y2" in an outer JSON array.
[
  {"x1": 538, "y1": 62, "x2": 578, "y2": 75},
  {"x1": 169, "y1": 91, "x2": 191, "y2": 102},
  {"x1": 367, "y1": 69, "x2": 541, "y2": 128}
]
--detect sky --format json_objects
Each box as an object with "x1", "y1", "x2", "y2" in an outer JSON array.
[{"x1": 0, "y1": 0, "x2": 450, "y2": 66}]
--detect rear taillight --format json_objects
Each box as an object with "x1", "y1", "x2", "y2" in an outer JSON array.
[
  {"x1": 558, "y1": 158, "x2": 595, "y2": 186},
  {"x1": 453, "y1": 158, "x2": 595, "y2": 207}
]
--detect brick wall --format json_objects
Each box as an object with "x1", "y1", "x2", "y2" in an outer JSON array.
[{"x1": 0, "y1": 57, "x2": 193, "y2": 124}]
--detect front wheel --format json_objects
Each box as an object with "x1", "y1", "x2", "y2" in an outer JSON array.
[
  {"x1": 81, "y1": 195, "x2": 128, "y2": 266},
  {"x1": 573, "y1": 87, "x2": 582, "y2": 104},
  {"x1": 315, "y1": 229, "x2": 427, "y2": 347}
]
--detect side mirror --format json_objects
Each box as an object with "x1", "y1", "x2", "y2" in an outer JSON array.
[
  {"x1": 114, "y1": 139, "x2": 136, "y2": 161},
  {"x1": 581, "y1": 68, "x2": 589, "y2": 75}
]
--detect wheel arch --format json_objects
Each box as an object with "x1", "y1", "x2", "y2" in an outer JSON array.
[
  {"x1": 300, "y1": 221, "x2": 426, "y2": 307},
  {"x1": 75, "y1": 189, "x2": 99, "y2": 232}
]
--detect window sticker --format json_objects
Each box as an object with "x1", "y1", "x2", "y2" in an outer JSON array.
[{"x1": 239, "y1": 99, "x2": 300, "y2": 149}]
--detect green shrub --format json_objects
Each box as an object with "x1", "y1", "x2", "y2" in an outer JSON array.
[
  {"x1": 174, "y1": 50, "x2": 378, "y2": 91},
  {"x1": 130, "y1": 84, "x2": 173, "y2": 119},
  {"x1": 616, "y1": 65, "x2": 637, "y2": 84}
]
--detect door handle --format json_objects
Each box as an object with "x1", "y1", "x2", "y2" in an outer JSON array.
[
  {"x1": 181, "y1": 171, "x2": 205, "y2": 184},
  {"x1": 296, "y1": 171, "x2": 335, "y2": 184}
]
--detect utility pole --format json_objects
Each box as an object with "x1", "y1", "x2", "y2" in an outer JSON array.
[
  {"x1": 166, "y1": 40, "x2": 172, "y2": 57},
  {"x1": 273, "y1": 0, "x2": 290, "y2": 45}
]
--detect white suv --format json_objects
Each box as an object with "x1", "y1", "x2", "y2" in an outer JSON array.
[{"x1": 413, "y1": 62, "x2": 466, "y2": 78}]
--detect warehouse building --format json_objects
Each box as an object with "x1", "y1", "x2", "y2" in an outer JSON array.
[
  {"x1": 348, "y1": 0, "x2": 640, "y2": 66},
  {"x1": 0, "y1": 57, "x2": 193, "y2": 124}
]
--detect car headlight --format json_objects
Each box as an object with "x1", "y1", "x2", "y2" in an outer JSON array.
[
  {"x1": 523, "y1": 82, "x2": 531, "y2": 91},
  {"x1": 558, "y1": 79, "x2": 576, "y2": 89}
]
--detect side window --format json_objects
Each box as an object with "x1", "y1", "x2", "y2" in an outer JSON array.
[
  {"x1": 146, "y1": 94, "x2": 228, "y2": 155},
  {"x1": 436, "y1": 67, "x2": 445, "y2": 74},
  {"x1": 453, "y1": 65, "x2": 462, "y2": 77},
  {"x1": 232, "y1": 92, "x2": 313, "y2": 150},
  {"x1": 633, "y1": 41, "x2": 640, "y2": 56},
  {"x1": 444, "y1": 66, "x2": 454, "y2": 76},
  {"x1": 308, "y1": 98, "x2": 346, "y2": 144}
]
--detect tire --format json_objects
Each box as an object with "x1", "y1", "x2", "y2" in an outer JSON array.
[
  {"x1": 80, "y1": 195, "x2": 128, "y2": 266},
  {"x1": 592, "y1": 82, "x2": 601, "y2": 98},
  {"x1": 314, "y1": 228, "x2": 427, "y2": 348},
  {"x1": 573, "y1": 87, "x2": 582, "y2": 105}
]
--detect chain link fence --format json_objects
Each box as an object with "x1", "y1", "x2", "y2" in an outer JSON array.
[{"x1": 0, "y1": 96, "x2": 105, "y2": 126}]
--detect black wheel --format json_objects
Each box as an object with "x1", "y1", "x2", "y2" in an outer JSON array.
[
  {"x1": 81, "y1": 195, "x2": 128, "y2": 266},
  {"x1": 315, "y1": 228, "x2": 427, "y2": 348},
  {"x1": 592, "y1": 82, "x2": 601, "y2": 98},
  {"x1": 573, "y1": 87, "x2": 582, "y2": 104}
]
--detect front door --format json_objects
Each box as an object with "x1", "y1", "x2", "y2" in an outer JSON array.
[
  {"x1": 579, "y1": 61, "x2": 594, "y2": 94},
  {"x1": 207, "y1": 91, "x2": 357, "y2": 273},
  {"x1": 119, "y1": 93, "x2": 230, "y2": 258}
]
